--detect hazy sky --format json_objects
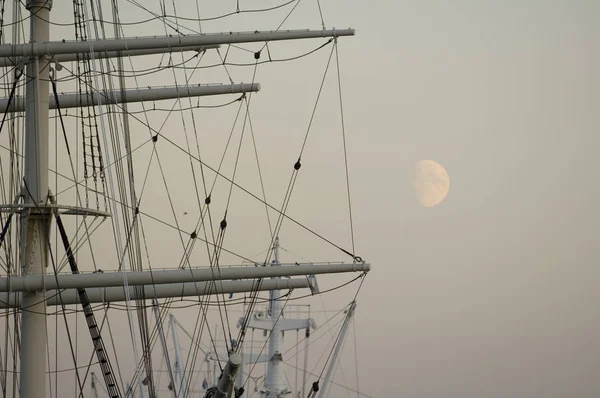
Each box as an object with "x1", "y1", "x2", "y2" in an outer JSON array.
[
  {"x1": 340, "y1": 1, "x2": 600, "y2": 396},
  {"x1": 1, "y1": 1, "x2": 599, "y2": 397}
]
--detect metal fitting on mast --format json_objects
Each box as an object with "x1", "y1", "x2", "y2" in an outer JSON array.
[{"x1": 26, "y1": 0, "x2": 52, "y2": 10}]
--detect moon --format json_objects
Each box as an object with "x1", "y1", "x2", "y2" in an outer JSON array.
[{"x1": 414, "y1": 160, "x2": 450, "y2": 207}]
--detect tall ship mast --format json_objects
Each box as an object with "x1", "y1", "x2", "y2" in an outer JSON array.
[{"x1": 0, "y1": 1, "x2": 369, "y2": 397}]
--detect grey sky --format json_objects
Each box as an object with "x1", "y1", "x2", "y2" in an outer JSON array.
[
  {"x1": 0, "y1": 1, "x2": 598, "y2": 397},
  {"x1": 342, "y1": 1, "x2": 599, "y2": 396}
]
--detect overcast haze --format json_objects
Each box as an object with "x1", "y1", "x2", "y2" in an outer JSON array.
[
  {"x1": 344, "y1": 1, "x2": 600, "y2": 396},
  {"x1": 1, "y1": 0, "x2": 598, "y2": 397}
]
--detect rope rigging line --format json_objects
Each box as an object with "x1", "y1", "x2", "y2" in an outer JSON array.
[
  {"x1": 304, "y1": 275, "x2": 367, "y2": 396},
  {"x1": 88, "y1": 3, "x2": 159, "y2": 386},
  {"x1": 0, "y1": 68, "x2": 23, "y2": 136},
  {"x1": 176, "y1": 39, "x2": 334, "y2": 70},
  {"x1": 207, "y1": 58, "x2": 262, "y2": 357},
  {"x1": 245, "y1": 96, "x2": 273, "y2": 237},
  {"x1": 150, "y1": 11, "x2": 218, "y2": 278},
  {"x1": 184, "y1": 33, "x2": 244, "y2": 395},
  {"x1": 316, "y1": 0, "x2": 327, "y2": 30},
  {"x1": 112, "y1": 0, "x2": 255, "y2": 386},
  {"x1": 135, "y1": 37, "x2": 266, "y2": 379},
  {"x1": 122, "y1": 0, "x2": 297, "y2": 36},
  {"x1": 5, "y1": 0, "x2": 49, "y2": 27},
  {"x1": 182, "y1": 295, "x2": 215, "y2": 392},
  {"x1": 77, "y1": 5, "x2": 145, "y2": 393},
  {"x1": 108, "y1": 0, "x2": 223, "y2": 392},
  {"x1": 3, "y1": 5, "x2": 364, "y2": 395},
  {"x1": 283, "y1": 362, "x2": 373, "y2": 398},
  {"x1": 50, "y1": 72, "x2": 109, "y2": 267},
  {"x1": 129, "y1": 6, "x2": 230, "y2": 383},
  {"x1": 59, "y1": 2, "x2": 127, "y2": 396},
  {"x1": 352, "y1": 314, "x2": 360, "y2": 398},
  {"x1": 235, "y1": 42, "x2": 340, "y2": 353},
  {"x1": 46, "y1": 63, "x2": 361, "y2": 267},
  {"x1": 267, "y1": 40, "x2": 337, "y2": 264},
  {"x1": 0, "y1": 0, "x2": 5, "y2": 48},
  {"x1": 334, "y1": 39, "x2": 357, "y2": 258},
  {"x1": 53, "y1": 212, "x2": 121, "y2": 398},
  {"x1": 50, "y1": 63, "x2": 126, "y2": 394}
]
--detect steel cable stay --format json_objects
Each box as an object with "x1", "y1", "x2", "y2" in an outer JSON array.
[
  {"x1": 111, "y1": 15, "x2": 239, "y2": 390},
  {"x1": 179, "y1": 70, "x2": 228, "y2": 384},
  {"x1": 1, "y1": 0, "x2": 49, "y2": 27},
  {"x1": 87, "y1": 1, "x2": 178, "y2": 392},
  {"x1": 25, "y1": 0, "x2": 294, "y2": 30},
  {"x1": 45, "y1": 95, "x2": 243, "y2": 118},
  {"x1": 306, "y1": 275, "x2": 367, "y2": 398},
  {"x1": 141, "y1": 5, "x2": 232, "y2": 393},
  {"x1": 128, "y1": 274, "x2": 360, "y2": 394},
  {"x1": 179, "y1": 64, "x2": 258, "y2": 398},
  {"x1": 244, "y1": 98, "x2": 273, "y2": 237},
  {"x1": 50, "y1": 67, "x2": 129, "y2": 395},
  {"x1": 233, "y1": 27, "x2": 365, "y2": 397},
  {"x1": 80, "y1": 33, "x2": 258, "y2": 380},
  {"x1": 1, "y1": 68, "x2": 360, "y2": 265},
  {"x1": 133, "y1": 0, "x2": 297, "y2": 28},
  {"x1": 352, "y1": 315, "x2": 360, "y2": 398},
  {"x1": 47, "y1": 5, "x2": 115, "y2": 394},
  {"x1": 50, "y1": 73, "x2": 109, "y2": 276},
  {"x1": 284, "y1": 362, "x2": 373, "y2": 398},
  {"x1": 57, "y1": 51, "x2": 202, "y2": 79},
  {"x1": 54, "y1": 212, "x2": 121, "y2": 398},
  {"x1": 38, "y1": 5, "x2": 126, "y2": 396},
  {"x1": 315, "y1": 275, "x2": 355, "y2": 390},
  {"x1": 334, "y1": 39, "x2": 357, "y2": 259},
  {"x1": 80, "y1": 15, "x2": 145, "y2": 398},
  {"x1": 208, "y1": 59, "x2": 262, "y2": 360},
  {"x1": 0, "y1": 3, "x2": 23, "y2": 391},
  {"x1": 155, "y1": 3, "x2": 219, "y2": 280},
  {"x1": 126, "y1": 14, "x2": 271, "y2": 389},
  {"x1": 235, "y1": 42, "x2": 338, "y2": 355},
  {"x1": 0, "y1": 6, "x2": 366, "y2": 398}
]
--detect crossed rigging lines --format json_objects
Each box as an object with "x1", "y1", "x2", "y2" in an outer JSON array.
[{"x1": 0, "y1": 0, "x2": 365, "y2": 396}]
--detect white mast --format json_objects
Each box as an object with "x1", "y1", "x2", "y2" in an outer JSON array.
[
  {"x1": 264, "y1": 238, "x2": 288, "y2": 397},
  {"x1": 8, "y1": 2, "x2": 360, "y2": 392},
  {"x1": 170, "y1": 313, "x2": 188, "y2": 398},
  {"x1": 215, "y1": 352, "x2": 242, "y2": 398},
  {"x1": 236, "y1": 239, "x2": 320, "y2": 398},
  {"x1": 301, "y1": 310, "x2": 311, "y2": 398},
  {"x1": 91, "y1": 372, "x2": 100, "y2": 398},
  {"x1": 317, "y1": 302, "x2": 357, "y2": 398},
  {"x1": 19, "y1": 1, "x2": 51, "y2": 396},
  {"x1": 152, "y1": 300, "x2": 177, "y2": 398}
]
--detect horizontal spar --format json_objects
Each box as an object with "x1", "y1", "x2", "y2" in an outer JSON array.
[
  {"x1": 0, "y1": 262, "x2": 370, "y2": 292},
  {"x1": 0, "y1": 278, "x2": 312, "y2": 308},
  {"x1": 0, "y1": 29, "x2": 354, "y2": 58},
  {"x1": 0, "y1": 44, "x2": 219, "y2": 67},
  {"x1": 0, "y1": 83, "x2": 260, "y2": 112}
]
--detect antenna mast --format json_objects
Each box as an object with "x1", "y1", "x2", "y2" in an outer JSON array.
[{"x1": 236, "y1": 238, "x2": 317, "y2": 398}]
